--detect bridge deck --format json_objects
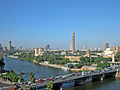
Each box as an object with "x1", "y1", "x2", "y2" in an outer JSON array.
[{"x1": 34, "y1": 69, "x2": 117, "y2": 88}]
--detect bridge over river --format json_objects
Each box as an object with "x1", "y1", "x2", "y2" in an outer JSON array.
[{"x1": 30, "y1": 69, "x2": 120, "y2": 90}]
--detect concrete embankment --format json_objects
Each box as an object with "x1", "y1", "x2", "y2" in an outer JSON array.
[
  {"x1": 39, "y1": 63, "x2": 62, "y2": 68},
  {"x1": 7, "y1": 55, "x2": 18, "y2": 59}
]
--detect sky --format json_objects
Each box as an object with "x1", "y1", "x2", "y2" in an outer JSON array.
[{"x1": 0, "y1": 0, "x2": 120, "y2": 50}]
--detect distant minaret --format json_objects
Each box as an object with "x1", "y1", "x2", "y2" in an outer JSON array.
[
  {"x1": 8, "y1": 41, "x2": 11, "y2": 51},
  {"x1": 70, "y1": 43, "x2": 72, "y2": 51},
  {"x1": 72, "y1": 32, "x2": 75, "y2": 53},
  {"x1": 112, "y1": 54, "x2": 115, "y2": 63},
  {"x1": 86, "y1": 49, "x2": 91, "y2": 58},
  {"x1": 84, "y1": 44, "x2": 87, "y2": 51}
]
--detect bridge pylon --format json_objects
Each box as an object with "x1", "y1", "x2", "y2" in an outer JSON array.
[
  {"x1": 53, "y1": 82, "x2": 62, "y2": 90},
  {"x1": 116, "y1": 69, "x2": 120, "y2": 78}
]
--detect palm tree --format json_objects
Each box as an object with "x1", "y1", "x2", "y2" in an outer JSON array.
[
  {"x1": 29, "y1": 72, "x2": 35, "y2": 83},
  {"x1": 6, "y1": 70, "x2": 18, "y2": 83},
  {"x1": 46, "y1": 81, "x2": 53, "y2": 90},
  {"x1": 18, "y1": 71, "x2": 25, "y2": 76},
  {"x1": 18, "y1": 71, "x2": 25, "y2": 82},
  {"x1": 0, "y1": 56, "x2": 5, "y2": 73}
]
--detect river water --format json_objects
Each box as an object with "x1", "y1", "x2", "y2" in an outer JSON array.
[{"x1": 3, "y1": 57, "x2": 120, "y2": 90}]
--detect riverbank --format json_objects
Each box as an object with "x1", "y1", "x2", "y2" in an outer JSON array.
[
  {"x1": 6, "y1": 56, "x2": 96, "y2": 71},
  {"x1": 39, "y1": 62, "x2": 69, "y2": 70},
  {"x1": 7, "y1": 56, "x2": 70, "y2": 70},
  {"x1": 7, "y1": 55, "x2": 18, "y2": 59}
]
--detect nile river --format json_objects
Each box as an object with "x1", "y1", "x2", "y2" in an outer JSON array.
[{"x1": 3, "y1": 57, "x2": 120, "y2": 90}]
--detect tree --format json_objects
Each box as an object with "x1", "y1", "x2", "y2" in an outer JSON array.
[
  {"x1": 18, "y1": 71, "x2": 25, "y2": 76},
  {"x1": 18, "y1": 71, "x2": 25, "y2": 82},
  {"x1": 75, "y1": 64, "x2": 83, "y2": 69},
  {"x1": 0, "y1": 56, "x2": 3, "y2": 60},
  {"x1": 29, "y1": 72, "x2": 35, "y2": 83},
  {"x1": 0, "y1": 56, "x2": 5, "y2": 72},
  {"x1": 46, "y1": 81, "x2": 53, "y2": 90},
  {"x1": 6, "y1": 70, "x2": 18, "y2": 83},
  {"x1": 97, "y1": 62, "x2": 110, "y2": 69},
  {"x1": 68, "y1": 64, "x2": 74, "y2": 68}
]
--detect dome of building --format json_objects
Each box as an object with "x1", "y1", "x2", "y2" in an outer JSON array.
[{"x1": 105, "y1": 48, "x2": 111, "y2": 51}]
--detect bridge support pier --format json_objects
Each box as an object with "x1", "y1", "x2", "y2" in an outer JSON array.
[
  {"x1": 101, "y1": 75, "x2": 105, "y2": 81},
  {"x1": 74, "y1": 78, "x2": 85, "y2": 86},
  {"x1": 116, "y1": 69, "x2": 120, "y2": 78},
  {"x1": 53, "y1": 82, "x2": 62, "y2": 90},
  {"x1": 92, "y1": 75, "x2": 101, "y2": 81}
]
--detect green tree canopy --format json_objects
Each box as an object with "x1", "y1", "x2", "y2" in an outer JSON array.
[
  {"x1": 46, "y1": 81, "x2": 53, "y2": 90},
  {"x1": 29, "y1": 72, "x2": 35, "y2": 83}
]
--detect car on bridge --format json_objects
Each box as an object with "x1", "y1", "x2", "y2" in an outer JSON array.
[
  {"x1": 81, "y1": 72, "x2": 88, "y2": 75},
  {"x1": 75, "y1": 73, "x2": 81, "y2": 76},
  {"x1": 13, "y1": 84, "x2": 20, "y2": 90},
  {"x1": 53, "y1": 76, "x2": 62, "y2": 80},
  {"x1": 37, "y1": 78, "x2": 44, "y2": 83},
  {"x1": 47, "y1": 78, "x2": 53, "y2": 81}
]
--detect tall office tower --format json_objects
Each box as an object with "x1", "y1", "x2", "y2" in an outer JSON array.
[
  {"x1": 84, "y1": 44, "x2": 87, "y2": 51},
  {"x1": 46, "y1": 44, "x2": 50, "y2": 50},
  {"x1": 8, "y1": 41, "x2": 11, "y2": 51},
  {"x1": 0, "y1": 43, "x2": 3, "y2": 56},
  {"x1": 20, "y1": 46, "x2": 22, "y2": 50},
  {"x1": 45, "y1": 44, "x2": 50, "y2": 51},
  {"x1": 72, "y1": 32, "x2": 75, "y2": 53},
  {"x1": 3, "y1": 46, "x2": 7, "y2": 51},
  {"x1": 104, "y1": 43, "x2": 109, "y2": 50},
  {"x1": 70, "y1": 43, "x2": 72, "y2": 51},
  {"x1": 0, "y1": 43, "x2": 3, "y2": 51}
]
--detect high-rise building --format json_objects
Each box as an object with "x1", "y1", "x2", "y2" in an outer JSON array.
[
  {"x1": 35, "y1": 48, "x2": 44, "y2": 56},
  {"x1": 0, "y1": 43, "x2": 3, "y2": 50},
  {"x1": 0, "y1": 43, "x2": 3, "y2": 56},
  {"x1": 3, "y1": 46, "x2": 7, "y2": 51},
  {"x1": 20, "y1": 46, "x2": 22, "y2": 50},
  {"x1": 8, "y1": 41, "x2": 11, "y2": 51},
  {"x1": 47, "y1": 44, "x2": 50, "y2": 50},
  {"x1": 104, "y1": 43, "x2": 109, "y2": 50},
  {"x1": 8, "y1": 41, "x2": 14, "y2": 51},
  {"x1": 84, "y1": 44, "x2": 87, "y2": 51},
  {"x1": 72, "y1": 32, "x2": 75, "y2": 53},
  {"x1": 70, "y1": 43, "x2": 72, "y2": 51},
  {"x1": 113, "y1": 46, "x2": 120, "y2": 54},
  {"x1": 45, "y1": 44, "x2": 50, "y2": 51}
]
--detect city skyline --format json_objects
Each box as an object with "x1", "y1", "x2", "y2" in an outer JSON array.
[
  {"x1": 0, "y1": 35, "x2": 119, "y2": 50},
  {"x1": 0, "y1": 0, "x2": 120, "y2": 49}
]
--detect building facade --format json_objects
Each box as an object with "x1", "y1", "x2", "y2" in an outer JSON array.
[
  {"x1": 84, "y1": 49, "x2": 91, "y2": 58},
  {"x1": 104, "y1": 48, "x2": 113, "y2": 58},
  {"x1": 45, "y1": 44, "x2": 50, "y2": 51},
  {"x1": 65, "y1": 56, "x2": 81, "y2": 62},
  {"x1": 8, "y1": 41, "x2": 14, "y2": 51},
  {"x1": 104, "y1": 43, "x2": 109, "y2": 50},
  {"x1": 113, "y1": 46, "x2": 120, "y2": 54},
  {"x1": 35, "y1": 48, "x2": 44, "y2": 56}
]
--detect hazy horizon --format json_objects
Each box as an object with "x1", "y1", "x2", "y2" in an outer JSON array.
[{"x1": 0, "y1": 0, "x2": 120, "y2": 49}]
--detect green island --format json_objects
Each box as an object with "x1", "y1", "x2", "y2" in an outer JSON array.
[{"x1": 12, "y1": 50, "x2": 113, "y2": 70}]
